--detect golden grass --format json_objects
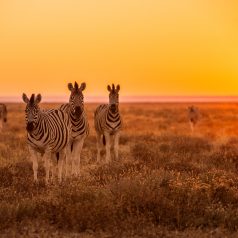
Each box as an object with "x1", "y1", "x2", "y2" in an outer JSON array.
[{"x1": 0, "y1": 102, "x2": 238, "y2": 237}]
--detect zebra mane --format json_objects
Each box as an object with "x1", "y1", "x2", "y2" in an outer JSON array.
[
  {"x1": 30, "y1": 94, "x2": 35, "y2": 104},
  {"x1": 74, "y1": 82, "x2": 79, "y2": 90},
  {"x1": 112, "y1": 84, "x2": 115, "y2": 92}
]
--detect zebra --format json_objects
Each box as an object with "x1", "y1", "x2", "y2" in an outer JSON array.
[
  {"x1": 22, "y1": 93, "x2": 71, "y2": 183},
  {"x1": 188, "y1": 105, "x2": 199, "y2": 133},
  {"x1": 94, "y1": 84, "x2": 122, "y2": 163},
  {"x1": 0, "y1": 103, "x2": 7, "y2": 132},
  {"x1": 60, "y1": 81, "x2": 89, "y2": 176}
]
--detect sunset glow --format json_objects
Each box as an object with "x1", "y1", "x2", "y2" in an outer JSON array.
[{"x1": 0, "y1": 0, "x2": 238, "y2": 99}]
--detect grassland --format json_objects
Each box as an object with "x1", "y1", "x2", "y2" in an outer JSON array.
[{"x1": 1, "y1": 102, "x2": 238, "y2": 237}]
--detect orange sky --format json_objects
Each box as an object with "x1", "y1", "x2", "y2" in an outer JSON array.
[{"x1": 0, "y1": 0, "x2": 238, "y2": 98}]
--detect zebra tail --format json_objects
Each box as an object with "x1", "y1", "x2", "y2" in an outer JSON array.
[
  {"x1": 102, "y1": 135, "x2": 106, "y2": 146},
  {"x1": 71, "y1": 142, "x2": 74, "y2": 152}
]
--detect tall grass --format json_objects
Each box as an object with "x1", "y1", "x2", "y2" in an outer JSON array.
[{"x1": 0, "y1": 103, "x2": 238, "y2": 237}]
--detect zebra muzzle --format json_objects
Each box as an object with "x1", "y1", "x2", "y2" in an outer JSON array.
[
  {"x1": 74, "y1": 107, "x2": 82, "y2": 117},
  {"x1": 26, "y1": 122, "x2": 34, "y2": 132},
  {"x1": 110, "y1": 104, "x2": 117, "y2": 112}
]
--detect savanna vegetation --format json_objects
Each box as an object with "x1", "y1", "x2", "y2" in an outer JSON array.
[{"x1": 1, "y1": 103, "x2": 238, "y2": 237}]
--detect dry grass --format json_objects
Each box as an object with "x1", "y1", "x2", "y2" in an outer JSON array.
[{"x1": 1, "y1": 102, "x2": 238, "y2": 237}]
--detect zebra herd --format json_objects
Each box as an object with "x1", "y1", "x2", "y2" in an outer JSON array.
[
  {"x1": 0, "y1": 83, "x2": 200, "y2": 183},
  {"x1": 22, "y1": 82, "x2": 123, "y2": 183}
]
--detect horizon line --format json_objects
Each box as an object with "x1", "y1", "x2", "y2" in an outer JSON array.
[{"x1": 1, "y1": 95, "x2": 238, "y2": 103}]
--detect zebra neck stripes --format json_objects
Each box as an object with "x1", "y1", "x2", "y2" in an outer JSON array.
[
  {"x1": 94, "y1": 104, "x2": 122, "y2": 135},
  {"x1": 106, "y1": 108, "x2": 121, "y2": 129},
  {"x1": 60, "y1": 103, "x2": 89, "y2": 139},
  {"x1": 69, "y1": 108, "x2": 85, "y2": 121}
]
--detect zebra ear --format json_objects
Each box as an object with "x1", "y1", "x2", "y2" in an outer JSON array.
[
  {"x1": 35, "y1": 94, "x2": 42, "y2": 104},
  {"x1": 68, "y1": 83, "x2": 74, "y2": 92},
  {"x1": 107, "y1": 85, "x2": 112, "y2": 92},
  {"x1": 74, "y1": 81, "x2": 79, "y2": 90},
  {"x1": 112, "y1": 84, "x2": 115, "y2": 91},
  {"x1": 116, "y1": 85, "x2": 120, "y2": 92},
  {"x1": 80, "y1": 82, "x2": 86, "y2": 91},
  {"x1": 30, "y1": 94, "x2": 35, "y2": 104},
  {"x1": 22, "y1": 93, "x2": 29, "y2": 104}
]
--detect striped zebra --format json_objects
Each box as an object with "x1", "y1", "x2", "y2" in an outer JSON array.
[
  {"x1": 60, "y1": 81, "x2": 89, "y2": 176},
  {"x1": 94, "y1": 84, "x2": 122, "y2": 163},
  {"x1": 188, "y1": 105, "x2": 199, "y2": 133},
  {"x1": 22, "y1": 93, "x2": 71, "y2": 183},
  {"x1": 0, "y1": 103, "x2": 7, "y2": 132}
]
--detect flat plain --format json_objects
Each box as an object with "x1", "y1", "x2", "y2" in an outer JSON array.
[{"x1": 1, "y1": 103, "x2": 238, "y2": 237}]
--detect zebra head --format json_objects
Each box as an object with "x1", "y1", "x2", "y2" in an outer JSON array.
[
  {"x1": 188, "y1": 106, "x2": 196, "y2": 113},
  {"x1": 22, "y1": 93, "x2": 42, "y2": 133},
  {"x1": 107, "y1": 84, "x2": 120, "y2": 113},
  {"x1": 68, "y1": 81, "x2": 86, "y2": 118}
]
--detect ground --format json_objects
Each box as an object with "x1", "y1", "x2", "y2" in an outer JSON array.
[{"x1": 1, "y1": 103, "x2": 238, "y2": 237}]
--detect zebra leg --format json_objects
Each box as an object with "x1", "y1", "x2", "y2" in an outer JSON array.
[
  {"x1": 190, "y1": 121, "x2": 194, "y2": 134},
  {"x1": 50, "y1": 161, "x2": 55, "y2": 184},
  {"x1": 71, "y1": 141, "x2": 78, "y2": 176},
  {"x1": 49, "y1": 154, "x2": 57, "y2": 184},
  {"x1": 58, "y1": 158, "x2": 63, "y2": 183},
  {"x1": 114, "y1": 132, "x2": 120, "y2": 160},
  {"x1": 72, "y1": 138, "x2": 85, "y2": 176},
  {"x1": 65, "y1": 143, "x2": 71, "y2": 178},
  {"x1": 58, "y1": 150, "x2": 66, "y2": 183},
  {"x1": 0, "y1": 119, "x2": 3, "y2": 132},
  {"x1": 43, "y1": 151, "x2": 51, "y2": 184},
  {"x1": 71, "y1": 146, "x2": 75, "y2": 176},
  {"x1": 105, "y1": 132, "x2": 111, "y2": 163},
  {"x1": 96, "y1": 133, "x2": 102, "y2": 162},
  {"x1": 28, "y1": 146, "x2": 39, "y2": 182}
]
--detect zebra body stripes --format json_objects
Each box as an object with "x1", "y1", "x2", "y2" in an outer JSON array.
[
  {"x1": 60, "y1": 82, "x2": 89, "y2": 176},
  {"x1": 94, "y1": 84, "x2": 122, "y2": 163},
  {"x1": 23, "y1": 93, "x2": 71, "y2": 183},
  {"x1": 0, "y1": 103, "x2": 7, "y2": 132}
]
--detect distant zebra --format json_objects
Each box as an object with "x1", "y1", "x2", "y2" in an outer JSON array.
[
  {"x1": 22, "y1": 93, "x2": 71, "y2": 183},
  {"x1": 0, "y1": 104, "x2": 7, "y2": 132},
  {"x1": 60, "y1": 82, "x2": 89, "y2": 176},
  {"x1": 94, "y1": 84, "x2": 122, "y2": 163},
  {"x1": 188, "y1": 106, "x2": 199, "y2": 133}
]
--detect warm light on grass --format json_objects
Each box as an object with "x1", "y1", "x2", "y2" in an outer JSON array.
[{"x1": 0, "y1": 103, "x2": 238, "y2": 236}]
